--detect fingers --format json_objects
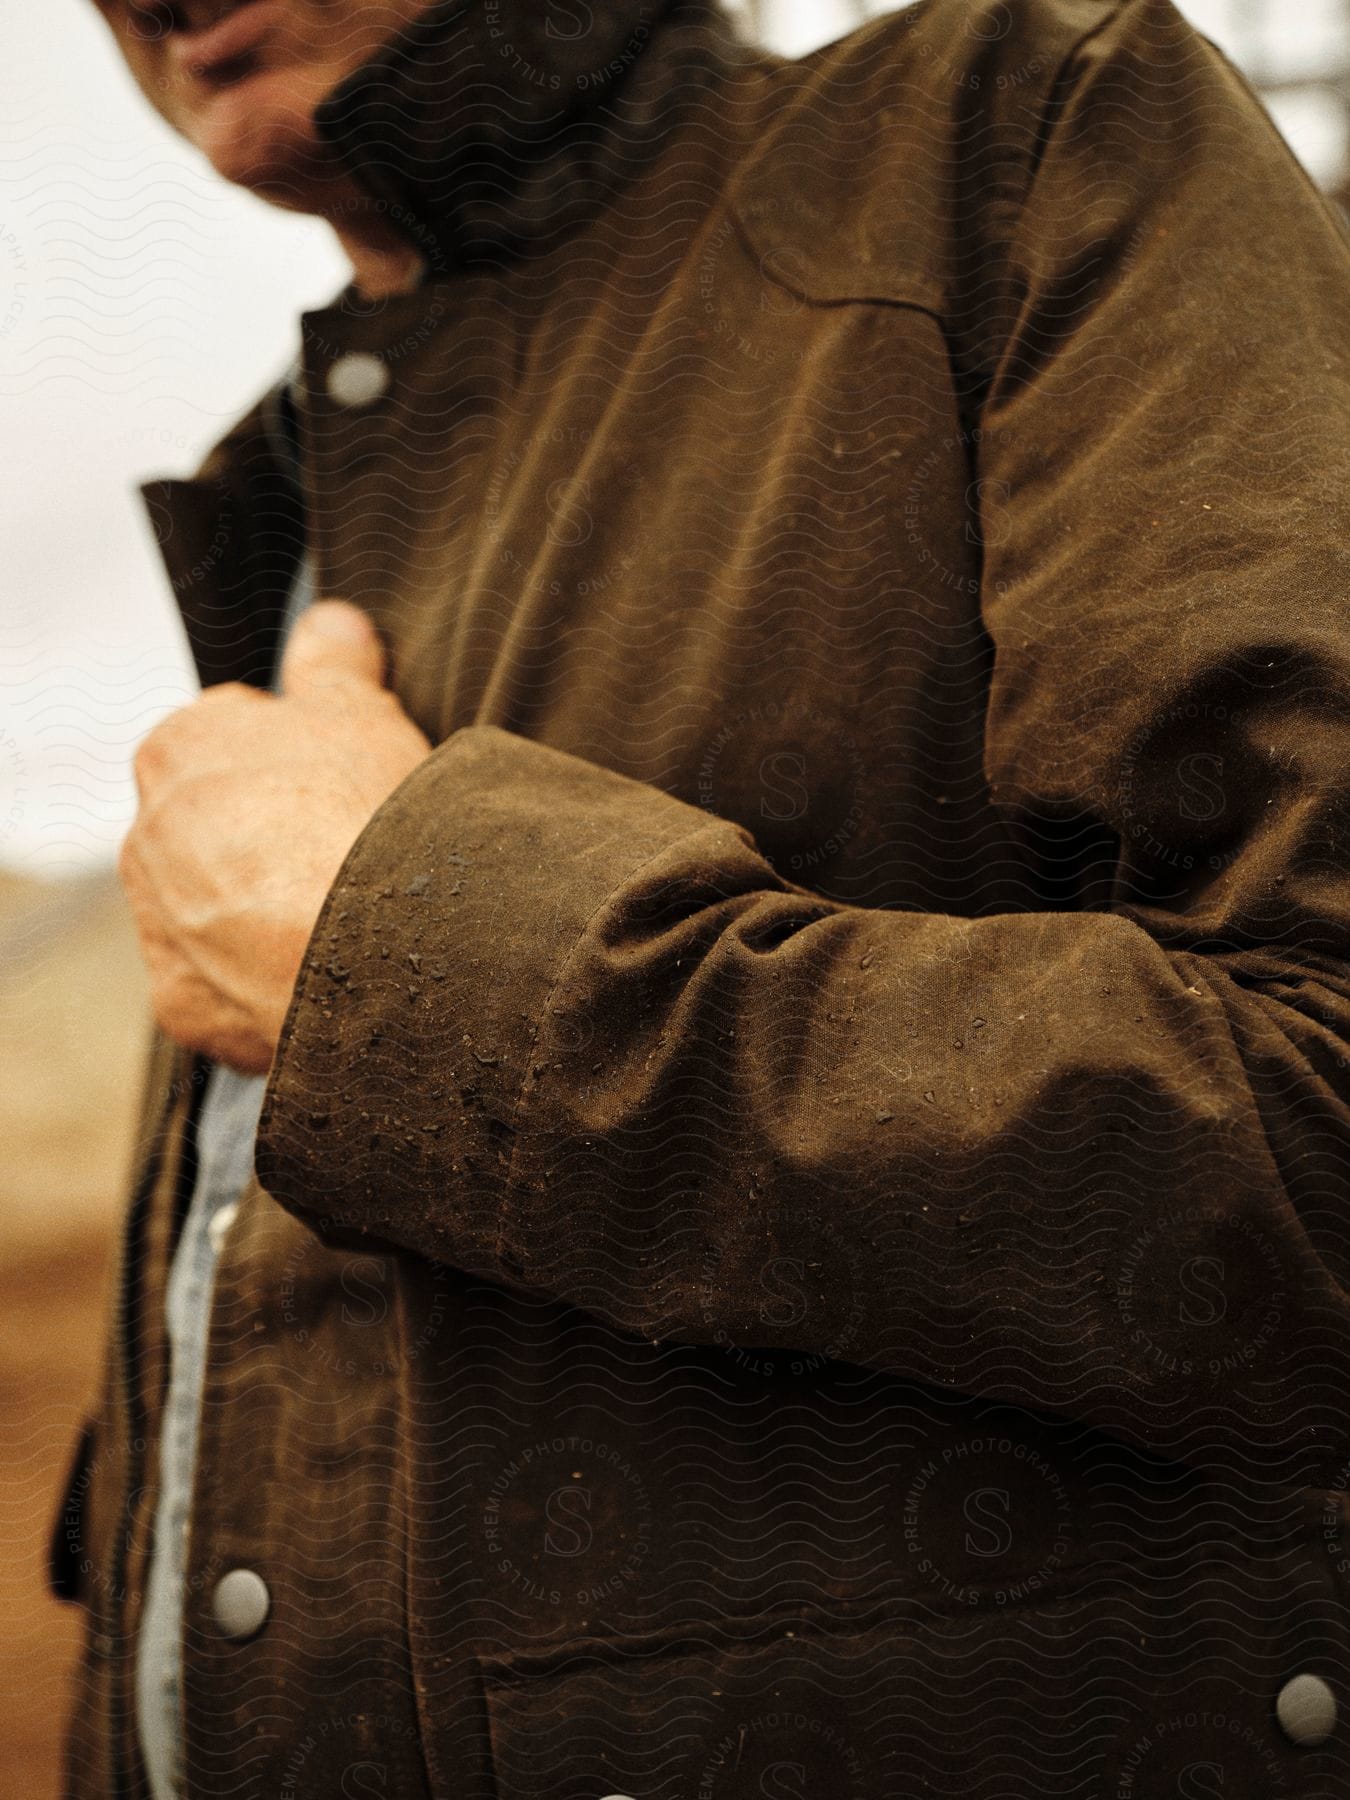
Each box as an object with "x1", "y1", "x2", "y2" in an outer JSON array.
[{"x1": 278, "y1": 600, "x2": 388, "y2": 704}]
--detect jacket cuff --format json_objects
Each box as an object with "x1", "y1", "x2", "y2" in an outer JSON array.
[{"x1": 255, "y1": 724, "x2": 712, "y2": 1264}]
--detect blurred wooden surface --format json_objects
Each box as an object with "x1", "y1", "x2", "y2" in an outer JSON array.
[{"x1": 0, "y1": 871, "x2": 147, "y2": 1800}]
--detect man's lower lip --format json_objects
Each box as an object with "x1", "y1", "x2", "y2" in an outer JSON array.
[{"x1": 170, "y1": 0, "x2": 281, "y2": 80}]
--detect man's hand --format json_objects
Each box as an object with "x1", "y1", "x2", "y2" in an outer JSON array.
[{"x1": 119, "y1": 600, "x2": 433, "y2": 1075}]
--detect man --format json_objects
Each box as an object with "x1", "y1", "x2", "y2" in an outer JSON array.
[{"x1": 53, "y1": 0, "x2": 1350, "y2": 1794}]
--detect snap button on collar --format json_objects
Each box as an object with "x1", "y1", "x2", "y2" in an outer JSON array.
[{"x1": 326, "y1": 352, "x2": 390, "y2": 408}]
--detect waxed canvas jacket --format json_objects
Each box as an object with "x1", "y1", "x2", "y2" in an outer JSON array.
[{"x1": 52, "y1": 0, "x2": 1350, "y2": 1794}]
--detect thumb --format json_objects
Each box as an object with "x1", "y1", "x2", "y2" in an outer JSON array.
[{"x1": 280, "y1": 599, "x2": 388, "y2": 702}]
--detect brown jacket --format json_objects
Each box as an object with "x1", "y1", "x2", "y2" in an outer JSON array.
[{"x1": 54, "y1": 0, "x2": 1350, "y2": 1794}]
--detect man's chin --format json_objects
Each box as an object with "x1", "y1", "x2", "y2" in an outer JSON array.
[{"x1": 192, "y1": 75, "x2": 338, "y2": 209}]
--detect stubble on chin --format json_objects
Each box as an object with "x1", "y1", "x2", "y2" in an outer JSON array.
[{"x1": 193, "y1": 67, "x2": 345, "y2": 206}]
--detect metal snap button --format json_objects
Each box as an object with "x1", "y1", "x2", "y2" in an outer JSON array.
[
  {"x1": 325, "y1": 352, "x2": 390, "y2": 408},
  {"x1": 1276, "y1": 1672, "x2": 1337, "y2": 1746},
  {"x1": 211, "y1": 1568, "x2": 271, "y2": 1642}
]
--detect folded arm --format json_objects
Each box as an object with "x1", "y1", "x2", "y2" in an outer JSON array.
[{"x1": 257, "y1": 0, "x2": 1350, "y2": 1471}]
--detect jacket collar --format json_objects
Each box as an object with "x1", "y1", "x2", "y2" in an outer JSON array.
[
  {"x1": 311, "y1": 0, "x2": 748, "y2": 272},
  {"x1": 144, "y1": 0, "x2": 751, "y2": 692}
]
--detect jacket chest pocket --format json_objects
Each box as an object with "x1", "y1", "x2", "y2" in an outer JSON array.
[
  {"x1": 474, "y1": 1593, "x2": 1322, "y2": 1800},
  {"x1": 480, "y1": 1620, "x2": 883, "y2": 1800}
]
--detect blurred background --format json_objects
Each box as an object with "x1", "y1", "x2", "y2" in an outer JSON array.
[{"x1": 2, "y1": 0, "x2": 1347, "y2": 1792}]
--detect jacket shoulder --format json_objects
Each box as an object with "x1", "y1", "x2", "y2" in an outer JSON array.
[{"x1": 725, "y1": 0, "x2": 1198, "y2": 309}]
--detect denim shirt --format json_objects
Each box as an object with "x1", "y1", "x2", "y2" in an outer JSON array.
[{"x1": 135, "y1": 539, "x2": 314, "y2": 1800}]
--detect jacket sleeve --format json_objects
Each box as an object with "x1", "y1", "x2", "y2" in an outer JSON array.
[{"x1": 256, "y1": 0, "x2": 1350, "y2": 1471}]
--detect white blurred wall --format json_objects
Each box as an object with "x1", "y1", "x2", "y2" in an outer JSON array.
[
  {"x1": 2, "y1": 0, "x2": 1345, "y2": 877},
  {"x1": 1, "y1": 0, "x2": 350, "y2": 877}
]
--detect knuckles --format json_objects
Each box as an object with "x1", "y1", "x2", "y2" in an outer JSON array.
[{"x1": 132, "y1": 684, "x2": 269, "y2": 786}]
